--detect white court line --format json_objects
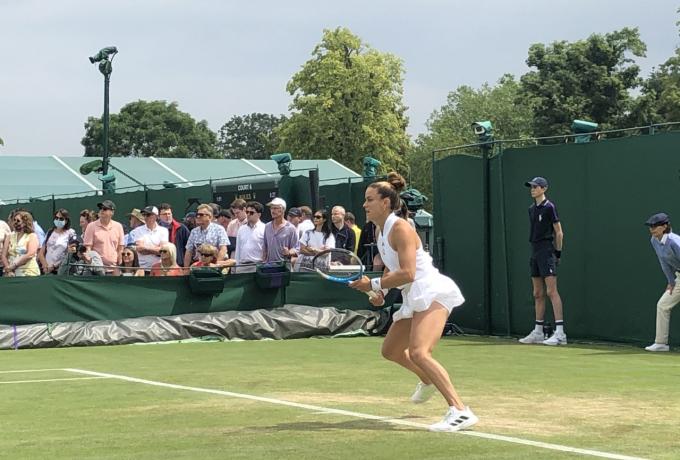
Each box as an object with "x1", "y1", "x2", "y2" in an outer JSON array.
[
  {"x1": 0, "y1": 369, "x2": 67, "y2": 374},
  {"x1": 63, "y1": 368, "x2": 647, "y2": 460},
  {"x1": 0, "y1": 376, "x2": 109, "y2": 385}
]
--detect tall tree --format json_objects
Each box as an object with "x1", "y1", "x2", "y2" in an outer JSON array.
[
  {"x1": 277, "y1": 27, "x2": 409, "y2": 173},
  {"x1": 217, "y1": 113, "x2": 286, "y2": 159},
  {"x1": 81, "y1": 100, "x2": 219, "y2": 158},
  {"x1": 630, "y1": 11, "x2": 680, "y2": 125},
  {"x1": 519, "y1": 28, "x2": 646, "y2": 137},
  {"x1": 407, "y1": 75, "x2": 533, "y2": 206}
]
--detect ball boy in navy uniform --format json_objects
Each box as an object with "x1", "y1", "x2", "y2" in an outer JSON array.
[{"x1": 519, "y1": 177, "x2": 567, "y2": 346}]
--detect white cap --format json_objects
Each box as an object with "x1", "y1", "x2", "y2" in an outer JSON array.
[{"x1": 266, "y1": 197, "x2": 286, "y2": 209}]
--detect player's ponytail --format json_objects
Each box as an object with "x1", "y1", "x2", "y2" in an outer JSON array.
[{"x1": 369, "y1": 171, "x2": 406, "y2": 211}]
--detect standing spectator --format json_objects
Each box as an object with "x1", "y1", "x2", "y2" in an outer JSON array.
[
  {"x1": 158, "y1": 203, "x2": 190, "y2": 266},
  {"x1": 344, "y1": 212, "x2": 362, "y2": 254},
  {"x1": 644, "y1": 213, "x2": 680, "y2": 352},
  {"x1": 297, "y1": 205, "x2": 315, "y2": 238},
  {"x1": 233, "y1": 201, "x2": 266, "y2": 273},
  {"x1": 120, "y1": 245, "x2": 145, "y2": 277},
  {"x1": 184, "y1": 212, "x2": 197, "y2": 231},
  {"x1": 226, "y1": 199, "x2": 248, "y2": 238},
  {"x1": 38, "y1": 208, "x2": 77, "y2": 274},
  {"x1": 294, "y1": 209, "x2": 335, "y2": 272},
  {"x1": 124, "y1": 208, "x2": 145, "y2": 245},
  {"x1": 78, "y1": 209, "x2": 97, "y2": 238},
  {"x1": 358, "y1": 220, "x2": 382, "y2": 271},
  {"x1": 83, "y1": 200, "x2": 125, "y2": 274},
  {"x1": 2, "y1": 210, "x2": 40, "y2": 277},
  {"x1": 128, "y1": 206, "x2": 169, "y2": 271},
  {"x1": 262, "y1": 198, "x2": 299, "y2": 264},
  {"x1": 151, "y1": 242, "x2": 184, "y2": 276},
  {"x1": 287, "y1": 207, "x2": 302, "y2": 230},
  {"x1": 518, "y1": 177, "x2": 566, "y2": 346},
  {"x1": 183, "y1": 204, "x2": 228, "y2": 267},
  {"x1": 217, "y1": 209, "x2": 233, "y2": 232},
  {"x1": 331, "y1": 205, "x2": 356, "y2": 253},
  {"x1": 12, "y1": 208, "x2": 46, "y2": 247},
  {"x1": 0, "y1": 218, "x2": 10, "y2": 276}
]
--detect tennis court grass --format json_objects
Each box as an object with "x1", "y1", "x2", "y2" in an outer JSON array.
[{"x1": 2, "y1": 336, "x2": 679, "y2": 459}]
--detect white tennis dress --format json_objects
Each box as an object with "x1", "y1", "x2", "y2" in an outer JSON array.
[{"x1": 378, "y1": 213, "x2": 465, "y2": 321}]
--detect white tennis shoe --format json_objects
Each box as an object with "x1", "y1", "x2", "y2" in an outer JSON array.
[
  {"x1": 429, "y1": 406, "x2": 479, "y2": 432},
  {"x1": 645, "y1": 343, "x2": 670, "y2": 352},
  {"x1": 518, "y1": 330, "x2": 544, "y2": 344},
  {"x1": 411, "y1": 382, "x2": 436, "y2": 404},
  {"x1": 543, "y1": 331, "x2": 568, "y2": 346}
]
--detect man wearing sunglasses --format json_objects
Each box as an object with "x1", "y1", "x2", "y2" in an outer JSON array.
[
  {"x1": 183, "y1": 204, "x2": 229, "y2": 268},
  {"x1": 233, "y1": 201, "x2": 265, "y2": 273},
  {"x1": 519, "y1": 176, "x2": 567, "y2": 346}
]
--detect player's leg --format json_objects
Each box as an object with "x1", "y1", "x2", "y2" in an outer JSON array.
[{"x1": 381, "y1": 318, "x2": 430, "y2": 383}]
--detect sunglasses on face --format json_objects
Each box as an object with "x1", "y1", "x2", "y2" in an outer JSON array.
[
  {"x1": 199, "y1": 253, "x2": 214, "y2": 257},
  {"x1": 159, "y1": 249, "x2": 169, "y2": 254},
  {"x1": 313, "y1": 215, "x2": 323, "y2": 219},
  {"x1": 14, "y1": 220, "x2": 22, "y2": 225},
  {"x1": 196, "y1": 213, "x2": 210, "y2": 217},
  {"x1": 246, "y1": 211, "x2": 256, "y2": 215},
  {"x1": 54, "y1": 217, "x2": 65, "y2": 221},
  {"x1": 123, "y1": 252, "x2": 134, "y2": 257}
]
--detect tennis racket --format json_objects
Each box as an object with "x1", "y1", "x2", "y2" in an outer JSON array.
[{"x1": 305, "y1": 248, "x2": 379, "y2": 300}]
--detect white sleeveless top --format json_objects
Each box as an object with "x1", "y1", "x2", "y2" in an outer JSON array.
[{"x1": 377, "y1": 213, "x2": 438, "y2": 288}]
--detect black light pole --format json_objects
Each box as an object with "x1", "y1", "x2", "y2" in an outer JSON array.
[{"x1": 88, "y1": 46, "x2": 118, "y2": 192}]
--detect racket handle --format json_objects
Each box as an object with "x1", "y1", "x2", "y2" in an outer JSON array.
[{"x1": 366, "y1": 290, "x2": 378, "y2": 299}]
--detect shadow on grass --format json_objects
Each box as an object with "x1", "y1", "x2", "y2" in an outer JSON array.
[{"x1": 258, "y1": 417, "x2": 426, "y2": 433}]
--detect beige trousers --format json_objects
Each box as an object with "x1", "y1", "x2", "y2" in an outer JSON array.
[{"x1": 655, "y1": 274, "x2": 680, "y2": 344}]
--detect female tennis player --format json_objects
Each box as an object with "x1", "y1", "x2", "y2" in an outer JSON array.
[{"x1": 350, "y1": 172, "x2": 478, "y2": 432}]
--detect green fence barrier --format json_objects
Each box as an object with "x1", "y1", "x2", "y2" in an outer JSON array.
[{"x1": 434, "y1": 132, "x2": 680, "y2": 345}]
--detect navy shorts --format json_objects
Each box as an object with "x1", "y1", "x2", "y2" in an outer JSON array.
[{"x1": 529, "y1": 245, "x2": 557, "y2": 278}]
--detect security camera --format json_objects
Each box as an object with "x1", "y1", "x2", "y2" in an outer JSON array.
[
  {"x1": 570, "y1": 119, "x2": 598, "y2": 133},
  {"x1": 471, "y1": 121, "x2": 493, "y2": 136},
  {"x1": 88, "y1": 46, "x2": 118, "y2": 64}
]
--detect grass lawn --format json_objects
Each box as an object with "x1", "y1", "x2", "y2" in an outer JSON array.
[{"x1": 2, "y1": 336, "x2": 679, "y2": 459}]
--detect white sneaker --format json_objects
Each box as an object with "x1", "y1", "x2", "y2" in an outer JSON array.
[
  {"x1": 543, "y1": 332, "x2": 567, "y2": 346},
  {"x1": 411, "y1": 382, "x2": 436, "y2": 404},
  {"x1": 429, "y1": 406, "x2": 479, "y2": 432},
  {"x1": 519, "y1": 330, "x2": 544, "y2": 344},
  {"x1": 645, "y1": 343, "x2": 669, "y2": 352}
]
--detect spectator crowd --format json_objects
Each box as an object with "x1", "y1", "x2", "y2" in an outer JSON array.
[{"x1": 0, "y1": 197, "x2": 377, "y2": 279}]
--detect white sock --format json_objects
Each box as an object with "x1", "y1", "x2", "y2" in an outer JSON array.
[
  {"x1": 533, "y1": 323, "x2": 543, "y2": 334},
  {"x1": 556, "y1": 324, "x2": 564, "y2": 334}
]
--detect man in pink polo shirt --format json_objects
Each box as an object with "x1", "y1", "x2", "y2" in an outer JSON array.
[{"x1": 83, "y1": 200, "x2": 125, "y2": 274}]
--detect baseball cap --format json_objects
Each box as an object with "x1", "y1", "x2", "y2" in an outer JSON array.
[
  {"x1": 525, "y1": 177, "x2": 548, "y2": 188},
  {"x1": 645, "y1": 212, "x2": 670, "y2": 227},
  {"x1": 97, "y1": 199, "x2": 116, "y2": 210},
  {"x1": 126, "y1": 208, "x2": 144, "y2": 222},
  {"x1": 287, "y1": 207, "x2": 302, "y2": 217},
  {"x1": 267, "y1": 197, "x2": 287, "y2": 209},
  {"x1": 142, "y1": 205, "x2": 159, "y2": 216}
]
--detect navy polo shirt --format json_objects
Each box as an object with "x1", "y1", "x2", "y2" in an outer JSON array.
[{"x1": 529, "y1": 199, "x2": 559, "y2": 244}]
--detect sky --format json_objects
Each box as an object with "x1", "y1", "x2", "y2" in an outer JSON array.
[{"x1": 0, "y1": 0, "x2": 677, "y2": 157}]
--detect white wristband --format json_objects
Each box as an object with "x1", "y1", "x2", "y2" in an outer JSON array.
[{"x1": 370, "y1": 277, "x2": 382, "y2": 292}]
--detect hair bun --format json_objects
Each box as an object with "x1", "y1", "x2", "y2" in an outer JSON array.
[{"x1": 387, "y1": 172, "x2": 406, "y2": 193}]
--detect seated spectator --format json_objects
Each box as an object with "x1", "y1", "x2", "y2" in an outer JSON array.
[
  {"x1": 294, "y1": 209, "x2": 335, "y2": 272},
  {"x1": 183, "y1": 204, "x2": 228, "y2": 267},
  {"x1": 2, "y1": 210, "x2": 40, "y2": 277},
  {"x1": 120, "y1": 246, "x2": 145, "y2": 277},
  {"x1": 151, "y1": 242, "x2": 184, "y2": 277},
  {"x1": 58, "y1": 236, "x2": 105, "y2": 276},
  {"x1": 38, "y1": 208, "x2": 77, "y2": 275},
  {"x1": 190, "y1": 243, "x2": 218, "y2": 268},
  {"x1": 78, "y1": 209, "x2": 97, "y2": 238}
]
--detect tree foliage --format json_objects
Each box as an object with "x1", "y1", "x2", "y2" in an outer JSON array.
[
  {"x1": 217, "y1": 113, "x2": 286, "y2": 159},
  {"x1": 519, "y1": 28, "x2": 647, "y2": 136},
  {"x1": 277, "y1": 27, "x2": 409, "y2": 173},
  {"x1": 81, "y1": 100, "x2": 219, "y2": 158},
  {"x1": 407, "y1": 75, "x2": 533, "y2": 206}
]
